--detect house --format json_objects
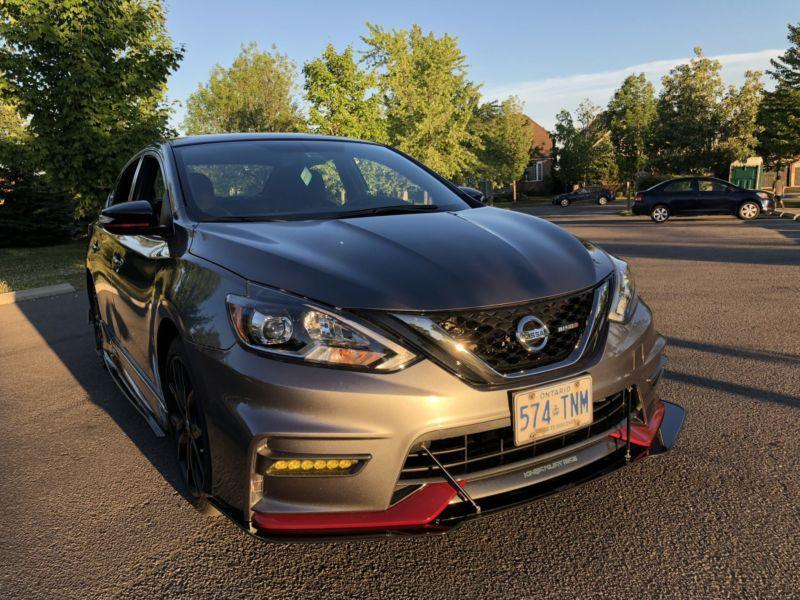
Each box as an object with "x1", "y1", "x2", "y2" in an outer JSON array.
[{"x1": 519, "y1": 116, "x2": 554, "y2": 195}]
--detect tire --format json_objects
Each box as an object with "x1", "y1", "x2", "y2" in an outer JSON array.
[
  {"x1": 87, "y1": 279, "x2": 108, "y2": 371},
  {"x1": 738, "y1": 201, "x2": 760, "y2": 220},
  {"x1": 164, "y1": 338, "x2": 218, "y2": 516},
  {"x1": 559, "y1": 198, "x2": 569, "y2": 207},
  {"x1": 650, "y1": 205, "x2": 670, "y2": 223},
  {"x1": 597, "y1": 196, "x2": 608, "y2": 205}
]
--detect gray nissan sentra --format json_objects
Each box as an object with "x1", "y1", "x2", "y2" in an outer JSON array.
[{"x1": 86, "y1": 133, "x2": 684, "y2": 538}]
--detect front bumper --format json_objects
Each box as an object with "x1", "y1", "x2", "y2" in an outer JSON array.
[
  {"x1": 185, "y1": 299, "x2": 682, "y2": 537},
  {"x1": 250, "y1": 399, "x2": 684, "y2": 539}
]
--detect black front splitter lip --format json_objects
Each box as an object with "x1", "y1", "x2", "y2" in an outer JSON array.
[
  {"x1": 243, "y1": 445, "x2": 645, "y2": 543},
  {"x1": 437, "y1": 399, "x2": 685, "y2": 527},
  {"x1": 232, "y1": 401, "x2": 685, "y2": 543}
]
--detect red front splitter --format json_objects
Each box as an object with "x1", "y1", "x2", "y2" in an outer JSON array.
[
  {"x1": 252, "y1": 481, "x2": 460, "y2": 534},
  {"x1": 610, "y1": 400, "x2": 666, "y2": 447}
]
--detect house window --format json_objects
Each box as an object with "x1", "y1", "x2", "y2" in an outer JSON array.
[{"x1": 524, "y1": 161, "x2": 544, "y2": 182}]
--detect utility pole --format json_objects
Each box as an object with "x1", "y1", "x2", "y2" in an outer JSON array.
[{"x1": 626, "y1": 181, "x2": 631, "y2": 213}]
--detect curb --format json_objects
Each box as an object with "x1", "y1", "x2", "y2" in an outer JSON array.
[
  {"x1": 775, "y1": 210, "x2": 800, "y2": 221},
  {"x1": 0, "y1": 283, "x2": 76, "y2": 306}
]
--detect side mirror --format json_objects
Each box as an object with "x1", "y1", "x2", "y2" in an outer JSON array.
[
  {"x1": 458, "y1": 186, "x2": 486, "y2": 203},
  {"x1": 100, "y1": 200, "x2": 161, "y2": 235}
]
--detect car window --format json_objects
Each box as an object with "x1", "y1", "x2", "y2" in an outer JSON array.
[
  {"x1": 111, "y1": 159, "x2": 139, "y2": 205},
  {"x1": 309, "y1": 160, "x2": 347, "y2": 205},
  {"x1": 353, "y1": 157, "x2": 431, "y2": 204},
  {"x1": 663, "y1": 180, "x2": 693, "y2": 192},
  {"x1": 173, "y1": 140, "x2": 468, "y2": 220},
  {"x1": 697, "y1": 180, "x2": 714, "y2": 192},
  {"x1": 133, "y1": 155, "x2": 171, "y2": 225},
  {"x1": 698, "y1": 180, "x2": 735, "y2": 192},
  {"x1": 187, "y1": 163, "x2": 274, "y2": 198},
  {"x1": 715, "y1": 181, "x2": 735, "y2": 192}
]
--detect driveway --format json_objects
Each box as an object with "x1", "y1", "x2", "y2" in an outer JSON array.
[{"x1": 1, "y1": 206, "x2": 798, "y2": 598}]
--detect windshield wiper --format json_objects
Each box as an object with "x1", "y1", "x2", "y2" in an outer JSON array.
[{"x1": 331, "y1": 204, "x2": 441, "y2": 219}]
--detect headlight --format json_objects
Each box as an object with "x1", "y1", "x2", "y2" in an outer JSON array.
[
  {"x1": 226, "y1": 284, "x2": 417, "y2": 371},
  {"x1": 756, "y1": 191, "x2": 771, "y2": 200},
  {"x1": 608, "y1": 256, "x2": 637, "y2": 323}
]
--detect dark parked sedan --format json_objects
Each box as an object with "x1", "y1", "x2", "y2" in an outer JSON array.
[
  {"x1": 633, "y1": 177, "x2": 774, "y2": 223},
  {"x1": 86, "y1": 133, "x2": 683, "y2": 538},
  {"x1": 553, "y1": 186, "x2": 615, "y2": 207}
]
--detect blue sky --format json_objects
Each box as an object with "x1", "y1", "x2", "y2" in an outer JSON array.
[{"x1": 165, "y1": 0, "x2": 798, "y2": 130}]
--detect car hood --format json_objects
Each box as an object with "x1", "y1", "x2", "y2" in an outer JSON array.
[{"x1": 190, "y1": 207, "x2": 613, "y2": 311}]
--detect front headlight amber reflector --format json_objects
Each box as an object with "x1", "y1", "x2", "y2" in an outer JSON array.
[{"x1": 265, "y1": 456, "x2": 364, "y2": 476}]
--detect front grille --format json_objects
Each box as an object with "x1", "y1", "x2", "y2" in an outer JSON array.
[
  {"x1": 426, "y1": 286, "x2": 596, "y2": 374},
  {"x1": 399, "y1": 390, "x2": 627, "y2": 480}
]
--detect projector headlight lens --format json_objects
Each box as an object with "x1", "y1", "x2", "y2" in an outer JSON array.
[{"x1": 227, "y1": 284, "x2": 417, "y2": 371}]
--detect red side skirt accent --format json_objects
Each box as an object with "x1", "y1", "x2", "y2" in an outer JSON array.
[
  {"x1": 252, "y1": 482, "x2": 459, "y2": 533},
  {"x1": 610, "y1": 400, "x2": 665, "y2": 447}
]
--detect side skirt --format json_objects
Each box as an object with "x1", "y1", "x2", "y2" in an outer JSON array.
[{"x1": 102, "y1": 348, "x2": 166, "y2": 438}]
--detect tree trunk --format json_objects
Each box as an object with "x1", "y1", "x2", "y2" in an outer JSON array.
[{"x1": 512, "y1": 180, "x2": 517, "y2": 202}]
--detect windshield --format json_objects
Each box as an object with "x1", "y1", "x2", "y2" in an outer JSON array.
[{"x1": 173, "y1": 139, "x2": 471, "y2": 221}]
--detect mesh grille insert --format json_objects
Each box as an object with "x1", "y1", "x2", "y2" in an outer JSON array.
[{"x1": 426, "y1": 286, "x2": 596, "y2": 374}]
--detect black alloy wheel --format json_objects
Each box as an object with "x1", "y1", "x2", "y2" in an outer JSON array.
[{"x1": 166, "y1": 340, "x2": 216, "y2": 515}]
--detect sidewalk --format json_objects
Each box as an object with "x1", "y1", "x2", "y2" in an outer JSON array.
[{"x1": 774, "y1": 209, "x2": 800, "y2": 220}]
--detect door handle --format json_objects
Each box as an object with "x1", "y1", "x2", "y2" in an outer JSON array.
[
  {"x1": 91, "y1": 239, "x2": 100, "y2": 253},
  {"x1": 112, "y1": 253, "x2": 124, "y2": 272}
]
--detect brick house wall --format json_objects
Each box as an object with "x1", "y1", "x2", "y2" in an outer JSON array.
[{"x1": 519, "y1": 116, "x2": 554, "y2": 195}]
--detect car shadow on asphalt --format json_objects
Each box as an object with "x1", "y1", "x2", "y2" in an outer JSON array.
[
  {"x1": 665, "y1": 370, "x2": 799, "y2": 409},
  {"x1": 14, "y1": 293, "x2": 196, "y2": 505},
  {"x1": 668, "y1": 337, "x2": 800, "y2": 367}
]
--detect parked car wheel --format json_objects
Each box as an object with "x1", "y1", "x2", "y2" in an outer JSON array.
[
  {"x1": 597, "y1": 196, "x2": 609, "y2": 205},
  {"x1": 559, "y1": 198, "x2": 570, "y2": 207},
  {"x1": 87, "y1": 279, "x2": 108, "y2": 370},
  {"x1": 165, "y1": 339, "x2": 218, "y2": 516},
  {"x1": 737, "y1": 201, "x2": 760, "y2": 220},
  {"x1": 650, "y1": 205, "x2": 670, "y2": 223}
]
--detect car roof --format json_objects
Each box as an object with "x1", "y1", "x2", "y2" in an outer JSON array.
[{"x1": 168, "y1": 132, "x2": 380, "y2": 147}]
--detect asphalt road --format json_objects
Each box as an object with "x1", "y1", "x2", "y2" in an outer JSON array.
[{"x1": 1, "y1": 206, "x2": 799, "y2": 599}]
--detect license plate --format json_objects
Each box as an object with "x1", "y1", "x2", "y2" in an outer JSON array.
[{"x1": 512, "y1": 375, "x2": 593, "y2": 446}]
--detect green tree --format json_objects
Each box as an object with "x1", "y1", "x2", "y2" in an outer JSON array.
[
  {"x1": 649, "y1": 48, "x2": 724, "y2": 175},
  {"x1": 303, "y1": 44, "x2": 385, "y2": 141},
  {"x1": 757, "y1": 21, "x2": 800, "y2": 168},
  {"x1": 553, "y1": 100, "x2": 617, "y2": 189},
  {"x1": 606, "y1": 74, "x2": 656, "y2": 186},
  {"x1": 0, "y1": 0, "x2": 183, "y2": 216},
  {"x1": 472, "y1": 97, "x2": 533, "y2": 196},
  {"x1": 767, "y1": 21, "x2": 800, "y2": 87},
  {"x1": 717, "y1": 70, "x2": 763, "y2": 173},
  {"x1": 0, "y1": 74, "x2": 74, "y2": 246},
  {"x1": 362, "y1": 23, "x2": 481, "y2": 179},
  {"x1": 0, "y1": 81, "x2": 26, "y2": 141},
  {"x1": 184, "y1": 43, "x2": 304, "y2": 135},
  {"x1": 649, "y1": 48, "x2": 762, "y2": 177}
]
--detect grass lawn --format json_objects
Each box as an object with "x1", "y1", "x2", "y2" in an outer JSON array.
[{"x1": 0, "y1": 239, "x2": 88, "y2": 294}]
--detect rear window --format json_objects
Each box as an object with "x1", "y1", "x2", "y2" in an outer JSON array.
[
  {"x1": 173, "y1": 140, "x2": 470, "y2": 221},
  {"x1": 662, "y1": 180, "x2": 693, "y2": 192}
]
